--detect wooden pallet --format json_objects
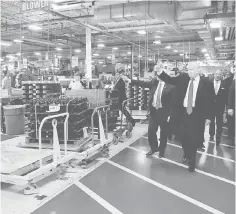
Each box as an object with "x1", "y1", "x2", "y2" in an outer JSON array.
[{"x1": 1, "y1": 146, "x2": 53, "y2": 176}]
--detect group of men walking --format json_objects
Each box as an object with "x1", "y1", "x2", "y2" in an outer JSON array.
[{"x1": 124, "y1": 62, "x2": 235, "y2": 173}]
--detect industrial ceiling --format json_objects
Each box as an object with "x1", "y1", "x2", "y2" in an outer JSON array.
[{"x1": 1, "y1": 0, "x2": 235, "y2": 65}]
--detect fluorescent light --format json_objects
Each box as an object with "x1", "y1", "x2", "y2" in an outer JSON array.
[
  {"x1": 1, "y1": 41, "x2": 12, "y2": 46},
  {"x1": 97, "y1": 43, "x2": 105, "y2": 48},
  {"x1": 16, "y1": 52, "x2": 21, "y2": 56},
  {"x1": 138, "y1": 55, "x2": 142, "y2": 58},
  {"x1": 210, "y1": 22, "x2": 221, "y2": 28},
  {"x1": 127, "y1": 52, "x2": 131, "y2": 55},
  {"x1": 113, "y1": 47, "x2": 118, "y2": 50},
  {"x1": 204, "y1": 53, "x2": 209, "y2": 57},
  {"x1": 6, "y1": 55, "x2": 12, "y2": 58},
  {"x1": 13, "y1": 39, "x2": 23, "y2": 43},
  {"x1": 99, "y1": 61, "x2": 103, "y2": 64},
  {"x1": 137, "y1": 30, "x2": 146, "y2": 35},
  {"x1": 165, "y1": 45, "x2": 171, "y2": 49},
  {"x1": 107, "y1": 56, "x2": 112, "y2": 59},
  {"x1": 55, "y1": 47, "x2": 62, "y2": 51},
  {"x1": 0, "y1": 58, "x2": 3, "y2": 62},
  {"x1": 173, "y1": 50, "x2": 178, "y2": 53},
  {"x1": 74, "y1": 49, "x2": 81, "y2": 53},
  {"x1": 153, "y1": 40, "x2": 161, "y2": 45},
  {"x1": 93, "y1": 53, "x2": 99, "y2": 56},
  {"x1": 58, "y1": 56, "x2": 62, "y2": 58},
  {"x1": 180, "y1": 53, "x2": 184, "y2": 56},
  {"x1": 215, "y1": 36, "x2": 223, "y2": 41},
  {"x1": 148, "y1": 58, "x2": 153, "y2": 61},
  {"x1": 155, "y1": 35, "x2": 161, "y2": 39},
  {"x1": 202, "y1": 48, "x2": 207, "y2": 53},
  {"x1": 28, "y1": 25, "x2": 42, "y2": 31},
  {"x1": 34, "y1": 52, "x2": 41, "y2": 56}
]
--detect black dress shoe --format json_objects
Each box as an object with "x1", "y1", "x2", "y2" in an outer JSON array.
[
  {"x1": 158, "y1": 153, "x2": 164, "y2": 158},
  {"x1": 188, "y1": 165, "x2": 195, "y2": 172},
  {"x1": 146, "y1": 149, "x2": 158, "y2": 156}
]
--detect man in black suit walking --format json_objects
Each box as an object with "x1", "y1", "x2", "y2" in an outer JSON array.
[
  {"x1": 155, "y1": 62, "x2": 214, "y2": 172},
  {"x1": 209, "y1": 69, "x2": 228, "y2": 145},
  {"x1": 126, "y1": 70, "x2": 175, "y2": 158},
  {"x1": 113, "y1": 70, "x2": 135, "y2": 127}
]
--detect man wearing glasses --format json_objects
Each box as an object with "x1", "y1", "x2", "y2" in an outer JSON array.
[{"x1": 155, "y1": 62, "x2": 214, "y2": 172}]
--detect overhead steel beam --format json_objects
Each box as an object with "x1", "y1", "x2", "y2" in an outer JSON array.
[{"x1": 204, "y1": 12, "x2": 235, "y2": 20}]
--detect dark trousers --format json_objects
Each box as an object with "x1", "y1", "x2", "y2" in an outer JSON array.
[
  {"x1": 209, "y1": 110, "x2": 223, "y2": 141},
  {"x1": 181, "y1": 110, "x2": 203, "y2": 168},
  {"x1": 227, "y1": 115, "x2": 235, "y2": 139},
  {"x1": 119, "y1": 104, "x2": 133, "y2": 123},
  {"x1": 148, "y1": 107, "x2": 168, "y2": 154}
]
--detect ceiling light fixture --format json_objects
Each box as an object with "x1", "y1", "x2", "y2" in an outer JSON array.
[
  {"x1": 210, "y1": 22, "x2": 221, "y2": 28},
  {"x1": 99, "y1": 61, "x2": 103, "y2": 64},
  {"x1": 201, "y1": 48, "x2": 207, "y2": 53},
  {"x1": 165, "y1": 45, "x2": 171, "y2": 49},
  {"x1": 204, "y1": 53, "x2": 210, "y2": 57},
  {"x1": 148, "y1": 58, "x2": 153, "y2": 61},
  {"x1": 16, "y1": 52, "x2": 21, "y2": 56},
  {"x1": 127, "y1": 52, "x2": 131, "y2": 55},
  {"x1": 107, "y1": 56, "x2": 112, "y2": 59},
  {"x1": 1, "y1": 41, "x2": 12, "y2": 46},
  {"x1": 215, "y1": 36, "x2": 223, "y2": 41},
  {"x1": 34, "y1": 52, "x2": 41, "y2": 56},
  {"x1": 180, "y1": 53, "x2": 184, "y2": 56},
  {"x1": 74, "y1": 49, "x2": 81, "y2": 53},
  {"x1": 138, "y1": 55, "x2": 142, "y2": 58},
  {"x1": 112, "y1": 47, "x2": 118, "y2": 50},
  {"x1": 153, "y1": 40, "x2": 161, "y2": 45},
  {"x1": 137, "y1": 30, "x2": 146, "y2": 35},
  {"x1": 28, "y1": 25, "x2": 42, "y2": 31},
  {"x1": 55, "y1": 47, "x2": 62, "y2": 51},
  {"x1": 173, "y1": 50, "x2": 178, "y2": 53},
  {"x1": 13, "y1": 39, "x2": 23, "y2": 43},
  {"x1": 155, "y1": 35, "x2": 161, "y2": 39},
  {"x1": 58, "y1": 56, "x2": 62, "y2": 58},
  {"x1": 93, "y1": 53, "x2": 99, "y2": 56},
  {"x1": 97, "y1": 43, "x2": 105, "y2": 48}
]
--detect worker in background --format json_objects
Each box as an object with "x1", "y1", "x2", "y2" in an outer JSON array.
[
  {"x1": 155, "y1": 62, "x2": 214, "y2": 172},
  {"x1": 125, "y1": 67, "x2": 175, "y2": 158},
  {"x1": 227, "y1": 66, "x2": 235, "y2": 146},
  {"x1": 68, "y1": 72, "x2": 84, "y2": 90},
  {"x1": 2, "y1": 70, "x2": 11, "y2": 90},
  {"x1": 209, "y1": 69, "x2": 228, "y2": 146},
  {"x1": 113, "y1": 70, "x2": 135, "y2": 127}
]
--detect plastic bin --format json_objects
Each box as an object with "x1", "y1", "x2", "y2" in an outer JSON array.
[{"x1": 3, "y1": 105, "x2": 25, "y2": 135}]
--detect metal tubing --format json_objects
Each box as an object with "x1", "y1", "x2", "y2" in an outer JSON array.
[
  {"x1": 38, "y1": 112, "x2": 69, "y2": 167},
  {"x1": 91, "y1": 105, "x2": 110, "y2": 144}
]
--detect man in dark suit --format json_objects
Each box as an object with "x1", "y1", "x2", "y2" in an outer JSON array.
[
  {"x1": 155, "y1": 62, "x2": 214, "y2": 172},
  {"x1": 227, "y1": 74, "x2": 235, "y2": 145},
  {"x1": 126, "y1": 71, "x2": 175, "y2": 158},
  {"x1": 113, "y1": 70, "x2": 135, "y2": 127},
  {"x1": 209, "y1": 69, "x2": 228, "y2": 145}
]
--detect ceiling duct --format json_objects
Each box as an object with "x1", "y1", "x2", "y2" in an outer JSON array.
[{"x1": 93, "y1": 1, "x2": 180, "y2": 30}]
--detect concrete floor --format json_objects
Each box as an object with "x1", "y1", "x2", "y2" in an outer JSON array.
[{"x1": 31, "y1": 128, "x2": 235, "y2": 214}]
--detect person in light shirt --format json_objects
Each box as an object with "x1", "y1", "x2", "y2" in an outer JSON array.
[
  {"x1": 68, "y1": 73, "x2": 84, "y2": 90},
  {"x1": 155, "y1": 62, "x2": 214, "y2": 172}
]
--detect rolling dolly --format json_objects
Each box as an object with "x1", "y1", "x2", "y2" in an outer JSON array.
[
  {"x1": 78, "y1": 105, "x2": 111, "y2": 169},
  {"x1": 112, "y1": 98, "x2": 135, "y2": 145}
]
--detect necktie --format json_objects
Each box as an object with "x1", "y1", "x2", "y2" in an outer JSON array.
[
  {"x1": 187, "y1": 79, "x2": 194, "y2": 115},
  {"x1": 155, "y1": 82, "x2": 163, "y2": 109},
  {"x1": 215, "y1": 81, "x2": 219, "y2": 94}
]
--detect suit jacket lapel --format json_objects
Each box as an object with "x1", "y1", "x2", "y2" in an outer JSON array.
[{"x1": 196, "y1": 77, "x2": 204, "y2": 101}]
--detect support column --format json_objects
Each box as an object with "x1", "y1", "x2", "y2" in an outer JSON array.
[{"x1": 86, "y1": 27, "x2": 92, "y2": 82}]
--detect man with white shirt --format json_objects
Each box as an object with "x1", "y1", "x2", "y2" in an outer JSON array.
[
  {"x1": 126, "y1": 69, "x2": 175, "y2": 158},
  {"x1": 155, "y1": 62, "x2": 214, "y2": 172},
  {"x1": 209, "y1": 69, "x2": 228, "y2": 145}
]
